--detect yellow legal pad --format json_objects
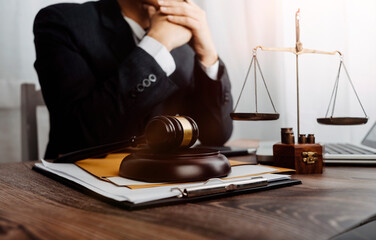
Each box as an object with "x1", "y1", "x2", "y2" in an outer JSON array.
[{"x1": 75, "y1": 153, "x2": 294, "y2": 189}]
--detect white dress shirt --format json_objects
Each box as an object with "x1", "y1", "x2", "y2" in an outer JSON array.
[{"x1": 124, "y1": 16, "x2": 219, "y2": 80}]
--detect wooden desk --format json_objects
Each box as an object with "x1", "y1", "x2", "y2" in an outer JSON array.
[{"x1": 1, "y1": 160, "x2": 376, "y2": 240}]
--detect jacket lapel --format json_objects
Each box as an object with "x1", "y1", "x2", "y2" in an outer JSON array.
[{"x1": 98, "y1": 0, "x2": 136, "y2": 62}]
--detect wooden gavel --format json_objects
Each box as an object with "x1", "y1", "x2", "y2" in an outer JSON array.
[{"x1": 53, "y1": 115, "x2": 199, "y2": 163}]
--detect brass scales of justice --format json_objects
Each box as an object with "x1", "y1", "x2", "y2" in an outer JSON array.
[{"x1": 231, "y1": 9, "x2": 368, "y2": 174}]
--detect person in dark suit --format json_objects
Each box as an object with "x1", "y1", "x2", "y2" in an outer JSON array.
[{"x1": 33, "y1": 0, "x2": 233, "y2": 159}]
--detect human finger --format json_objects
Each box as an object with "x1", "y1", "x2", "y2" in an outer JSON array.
[
  {"x1": 145, "y1": 5, "x2": 157, "y2": 19},
  {"x1": 159, "y1": 0, "x2": 199, "y2": 9},
  {"x1": 166, "y1": 15, "x2": 200, "y2": 31},
  {"x1": 160, "y1": 5, "x2": 200, "y2": 20},
  {"x1": 158, "y1": 0, "x2": 189, "y2": 9},
  {"x1": 185, "y1": 0, "x2": 199, "y2": 8}
]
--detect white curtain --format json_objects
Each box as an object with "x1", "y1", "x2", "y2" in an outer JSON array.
[
  {"x1": 1, "y1": 0, "x2": 376, "y2": 144},
  {"x1": 0, "y1": 0, "x2": 87, "y2": 108}
]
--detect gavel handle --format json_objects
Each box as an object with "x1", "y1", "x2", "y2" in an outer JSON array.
[{"x1": 52, "y1": 136, "x2": 145, "y2": 163}]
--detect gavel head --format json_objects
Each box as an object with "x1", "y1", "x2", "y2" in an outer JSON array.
[{"x1": 145, "y1": 115, "x2": 199, "y2": 152}]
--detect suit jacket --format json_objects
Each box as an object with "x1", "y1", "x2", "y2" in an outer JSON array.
[{"x1": 33, "y1": 0, "x2": 233, "y2": 159}]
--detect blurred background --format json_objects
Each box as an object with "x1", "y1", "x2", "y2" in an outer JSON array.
[{"x1": 1, "y1": 0, "x2": 375, "y2": 163}]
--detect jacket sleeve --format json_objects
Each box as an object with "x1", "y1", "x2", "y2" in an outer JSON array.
[
  {"x1": 33, "y1": 6, "x2": 180, "y2": 153},
  {"x1": 190, "y1": 57, "x2": 234, "y2": 146}
]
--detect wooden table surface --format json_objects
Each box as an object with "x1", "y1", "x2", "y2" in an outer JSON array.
[{"x1": 1, "y1": 159, "x2": 376, "y2": 240}]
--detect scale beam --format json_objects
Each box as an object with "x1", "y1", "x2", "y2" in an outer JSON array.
[
  {"x1": 254, "y1": 9, "x2": 342, "y2": 57},
  {"x1": 253, "y1": 45, "x2": 342, "y2": 56}
]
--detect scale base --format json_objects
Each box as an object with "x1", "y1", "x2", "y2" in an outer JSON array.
[
  {"x1": 119, "y1": 149, "x2": 231, "y2": 183},
  {"x1": 273, "y1": 143, "x2": 323, "y2": 174}
]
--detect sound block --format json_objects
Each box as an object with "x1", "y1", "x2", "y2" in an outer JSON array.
[{"x1": 119, "y1": 148, "x2": 231, "y2": 183}]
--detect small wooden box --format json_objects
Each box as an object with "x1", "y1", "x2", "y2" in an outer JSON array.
[{"x1": 273, "y1": 143, "x2": 323, "y2": 174}]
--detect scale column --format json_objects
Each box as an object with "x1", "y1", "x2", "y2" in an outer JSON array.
[{"x1": 296, "y1": 54, "x2": 300, "y2": 136}]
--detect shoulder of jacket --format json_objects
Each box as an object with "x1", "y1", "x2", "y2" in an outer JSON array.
[{"x1": 36, "y1": 1, "x2": 98, "y2": 21}]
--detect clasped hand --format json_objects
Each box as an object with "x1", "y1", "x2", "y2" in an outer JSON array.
[{"x1": 146, "y1": 0, "x2": 218, "y2": 67}]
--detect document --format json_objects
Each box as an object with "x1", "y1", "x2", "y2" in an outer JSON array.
[{"x1": 34, "y1": 160, "x2": 293, "y2": 205}]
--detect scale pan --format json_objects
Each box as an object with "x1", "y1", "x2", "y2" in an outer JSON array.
[
  {"x1": 230, "y1": 112, "x2": 280, "y2": 121},
  {"x1": 317, "y1": 117, "x2": 368, "y2": 125}
]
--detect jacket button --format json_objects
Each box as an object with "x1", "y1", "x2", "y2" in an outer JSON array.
[
  {"x1": 148, "y1": 74, "x2": 157, "y2": 82},
  {"x1": 143, "y1": 79, "x2": 151, "y2": 87},
  {"x1": 136, "y1": 84, "x2": 144, "y2": 92}
]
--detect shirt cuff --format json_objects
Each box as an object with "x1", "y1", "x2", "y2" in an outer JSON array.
[
  {"x1": 138, "y1": 36, "x2": 176, "y2": 76},
  {"x1": 199, "y1": 60, "x2": 219, "y2": 80}
]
